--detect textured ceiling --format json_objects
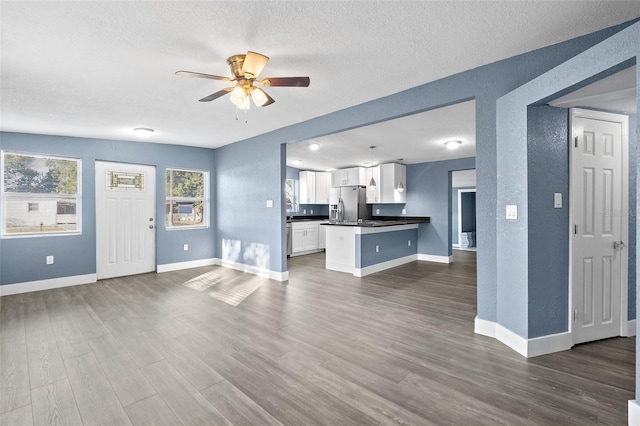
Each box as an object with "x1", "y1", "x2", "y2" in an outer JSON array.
[{"x1": 1, "y1": 1, "x2": 639, "y2": 149}]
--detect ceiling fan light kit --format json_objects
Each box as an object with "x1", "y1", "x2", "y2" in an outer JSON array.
[{"x1": 176, "y1": 51, "x2": 310, "y2": 116}]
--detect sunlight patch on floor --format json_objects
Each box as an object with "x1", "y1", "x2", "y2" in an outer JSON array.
[{"x1": 206, "y1": 280, "x2": 263, "y2": 307}]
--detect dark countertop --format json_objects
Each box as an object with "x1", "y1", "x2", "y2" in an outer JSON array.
[
  {"x1": 287, "y1": 215, "x2": 329, "y2": 223},
  {"x1": 322, "y1": 217, "x2": 430, "y2": 227}
]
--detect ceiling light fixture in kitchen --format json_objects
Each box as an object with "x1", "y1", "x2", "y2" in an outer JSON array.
[
  {"x1": 368, "y1": 146, "x2": 377, "y2": 189},
  {"x1": 133, "y1": 128, "x2": 154, "y2": 138},
  {"x1": 293, "y1": 159, "x2": 302, "y2": 165},
  {"x1": 444, "y1": 140, "x2": 462, "y2": 150},
  {"x1": 309, "y1": 143, "x2": 319, "y2": 151}
]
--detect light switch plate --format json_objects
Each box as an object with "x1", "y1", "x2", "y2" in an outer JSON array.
[
  {"x1": 46, "y1": 255, "x2": 54, "y2": 265},
  {"x1": 266, "y1": 200, "x2": 274, "y2": 208},
  {"x1": 554, "y1": 193, "x2": 562, "y2": 208},
  {"x1": 402, "y1": 208, "x2": 406, "y2": 215},
  {"x1": 506, "y1": 205, "x2": 518, "y2": 220},
  {"x1": 183, "y1": 244, "x2": 189, "y2": 251}
]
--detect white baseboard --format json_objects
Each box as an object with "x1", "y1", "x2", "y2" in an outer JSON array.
[
  {"x1": 417, "y1": 254, "x2": 453, "y2": 263},
  {"x1": 355, "y1": 254, "x2": 417, "y2": 277},
  {"x1": 474, "y1": 317, "x2": 572, "y2": 358},
  {"x1": 0, "y1": 274, "x2": 97, "y2": 296},
  {"x1": 452, "y1": 243, "x2": 460, "y2": 248},
  {"x1": 629, "y1": 400, "x2": 640, "y2": 426},
  {"x1": 325, "y1": 262, "x2": 354, "y2": 274},
  {"x1": 623, "y1": 319, "x2": 636, "y2": 337},
  {"x1": 219, "y1": 259, "x2": 289, "y2": 282},
  {"x1": 157, "y1": 258, "x2": 217, "y2": 273}
]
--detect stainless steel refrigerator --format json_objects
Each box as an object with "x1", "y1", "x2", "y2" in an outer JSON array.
[{"x1": 329, "y1": 186, "x2": 372, "y2": 223}]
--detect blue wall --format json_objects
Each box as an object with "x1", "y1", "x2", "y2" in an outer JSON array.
[
  {"x1": 0, "y1": 132, "x2": 216, "y2": 286},
  {"x1": 356, "y1": 228, "x2": 418, "y2": 268},
  {"x1": 407, "y1": 158, "x2": 475, "y2": 257}
]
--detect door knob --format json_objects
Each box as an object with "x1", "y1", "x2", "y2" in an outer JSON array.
[
  {"x1": 614, "y1": 241, "x2": 625, "y2": 250},
  {"x1": 149, "y1": 225, "x2": 154, "y2": 229}
]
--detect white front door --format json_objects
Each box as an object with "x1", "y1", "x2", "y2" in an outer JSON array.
[
  {"x1": 571, "y1": 109, "x2": 628, "y2": 345},
  {"x1": 95, "y1": 161, "x2": 156, "y2": 279}
]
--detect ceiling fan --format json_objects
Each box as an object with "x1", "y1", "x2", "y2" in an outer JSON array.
[{"x1": 176, "y1": 51, "x2": 310, "y2": 109}]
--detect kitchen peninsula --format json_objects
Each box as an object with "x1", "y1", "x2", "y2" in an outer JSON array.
[{"x1": 324, "y1": 217, "x2": 429, "y2": 277}]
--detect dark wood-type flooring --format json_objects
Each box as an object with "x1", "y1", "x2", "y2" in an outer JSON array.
[{"x1": 0, "y1": 250, "x2": 634, "y2": 425}]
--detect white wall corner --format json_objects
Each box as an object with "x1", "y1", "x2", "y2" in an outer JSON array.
[
  {"x1": 417, "y1": 254, "x2": 453, "y2": 263},
  {"x1": 526, "y1": 331, "x2": 572, "y2": 358},
  {"x1": 0, "y1": 273, "x2": 97, "y2": 296},
  {"x1": 629, "y1": 400, "x2": 640, "y2": 426},
  {"x1": 623, "y1": 319, "x2": 636, "y2": 337},
  {"x1": 157, "y1": 258, "x2": 218, "y2": 273}
]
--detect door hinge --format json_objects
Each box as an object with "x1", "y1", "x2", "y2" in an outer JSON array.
[
  {"x1": 574, "y1": 136, "x2": 578, "y2": 148},
  {"x1": 574, "y1": 224, "x2": 577, "y2": 235},
  {"x1": 573, "y1": 310, "x2": 577, "y2": 321}
]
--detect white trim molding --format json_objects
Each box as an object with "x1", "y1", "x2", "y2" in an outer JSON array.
[
  {"x1": 219, "y1": 259, "x2": 289, "y2": 282},
  {"x1": 474, "y1": 317, "x2": 572, "y2": 358},
  {"x1": 623, "y1": 319, "x2": 636, "y2": 337},
  {"x1": 629, "y1": 400, "x2": 640, "y2": 426},
  {"x1": 157, "y1": 258, "x2": 217, "y2": 273},
  {"x1": 0, "y1": 273, "x2": 97, "y2": 296},
  {"x1": 355, "y1": 254, "x2": 417, "y2": 277},
  {"x1": 417, "y1": 254, "x2": 453, "y2": 264}
]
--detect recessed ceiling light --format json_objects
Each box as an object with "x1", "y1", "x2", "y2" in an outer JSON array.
[
  {"x1": 444, "y1": 140, "x2": 462, "y2": 150},
  {"x1": 362, "y1": 161, "x2": 372, "y2": 167},
  {"x1": 134, "y1": 128, "x2": 154, "y2": 138},
  {"x1": 309, "y1": 143, "x2": 320, "y2": 151},
  {"x1": 325, "y1": 168, "x2": 334, "y2": 172},
  {"x1": 293, "y1": 159, "x2": 302, "y2": 165}
]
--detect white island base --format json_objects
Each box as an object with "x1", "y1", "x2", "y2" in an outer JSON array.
[{"x1": 324, "y1": 223, "x2": 419, "y2": 277}]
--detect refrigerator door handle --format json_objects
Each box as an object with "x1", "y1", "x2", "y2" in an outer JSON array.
[{"x1": 337, "y1": 197, "x2": 344, "y2": 222}]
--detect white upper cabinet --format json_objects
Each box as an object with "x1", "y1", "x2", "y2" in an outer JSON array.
[
  {"x1": 379, "y1": 163, "x2": 406, "y2": 203},
  {"x1": 365, "y1": 166, "x2": 380, "y2": 203},
  {"x1": 331, "y1": 167, "x2": 366, "y2": 187},
  {"x1": 299, "y1": 171, "x2": 315, "y2": 204},
  {"x1": 299, "y1": 171, "x2": 331, "y2": 204}
]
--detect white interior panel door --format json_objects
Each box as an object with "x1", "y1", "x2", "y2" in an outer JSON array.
[
  {"x1": 571, "y1": 111, "x2": 626, "y2": 345},
  {"x1": 96, "y1": 161, "x2": 156, "y2": 279}
]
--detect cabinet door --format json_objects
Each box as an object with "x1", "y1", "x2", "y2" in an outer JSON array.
[
  {"x1": 315, "y1": 172, "x2": 331, "y2": 204},
  {"x1": 318, "y1": 223, "x2": 326, "y2": 249},
  {"x1": 299, "y1": 171, "x2": 315, "y2": 204},
  {"x1": 304, "y1": 223, "x2": 319, "y2": 251},
  {"x1": 379, "y1": 163, "x2": 407, "y2": 203},
  {"x1": 331, "y1": 170, "x2": 343, "y2": 187},
  {"x1": 365, "y1": 166, "x2": 380, "y2": 203},
  {"x1": 291, "y1": 225, "x2": 306, "y2": 253}
]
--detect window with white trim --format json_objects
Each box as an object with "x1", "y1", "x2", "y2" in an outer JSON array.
[
  {"x1": 2, "y1": 151, "x2": 81, "y2": 237},
  {"x1": 165, "y1": 168, "x2": 209, "y2": 229}
]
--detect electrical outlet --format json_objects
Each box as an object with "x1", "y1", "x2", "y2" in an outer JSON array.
[
  {"x1": 506, "y1": 205, "x2": 518, "y2": 220},
  {"x1": 303, "y1": 209, "x2": 306, "y2": 214},
  {"x1": 183, "y1": 244, "x2": 189, "y2": 251},
  {"x1": 376, "y1": 209, "x2": 380, "y2": 215},
  {"x1": 402, "y1": 208, "x2": 406, "y2": 215},
  {"x1": 46, "y1": 255, "x2": 54, "y2": 265},
  {"x1": 408, "y1": 240, "x2": 411, "y2": 247},
  {"x1": 310, "y1": 209, "x2": 313, "y2": 214},
  {"x1": 375, "y1": 245, "x2": 380, "y2": 253}
]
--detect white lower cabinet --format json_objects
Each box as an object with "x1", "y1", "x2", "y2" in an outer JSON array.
[
  {"x1": 291, "y1": 221, "x2": 320, "y2": 254},
  {"x1": 318, "y1": 222, "x2": 327, "y2": 249}
]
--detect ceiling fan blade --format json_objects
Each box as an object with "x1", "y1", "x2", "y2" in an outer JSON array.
[
  {"x1": 176, "y1": 70, "x2": 231, "y2": 81},
  {"x1": 241, "y1": 51, "x2": 269, "y2": 79},
  {"x1": 260, "y1": 76, "x2": 310, "y2": 87},
  {"x1": 198, "y1": 87, "x2": 233, "y2": 102}
]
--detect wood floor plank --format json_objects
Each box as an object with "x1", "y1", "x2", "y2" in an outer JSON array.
[
  {"x1": 141, "y1": 326, "x2": 224, "y2": 391},
  {"x1": 64, "y1": 352, "x2": 132, "y2": 425},
  {"x1": 0, "y1": 337, "x2": 30, "y2": 414},
  {"x1": 201, "y1": 380, "x2": 284, "y2": 426},
  {"x1": 26, "y1": 327, "x2": 66, "y2": 389},
  {"x1": 87, "y1": 334, "x2": 156, "y2": 407},
  {"x1": 140, "y1": 360, "x2": 232, "y2": 426},
  {"x1": 0, "y1": 404, "x2": 33, "y2": 426},
  {"x1": 31, "y1": 379, "x2": 83, "y2": 426},
  {"x1": 103, "y1": 317, "x2": 164, "y2": 368},
  {"x1": 124, "y1": 395, "x2": 181, "y2": 426},
  {"x1": 49, "y1": 314, "x2": 92, "y2": 360}
]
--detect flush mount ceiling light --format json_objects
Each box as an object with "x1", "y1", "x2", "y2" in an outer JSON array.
[
  {"x1": 133, "y1": 128, "x2": 154, "y2": 138},
  {"x1": 293, "y1": 159, "x2": 302, "y2": 165},
  {"x1": 444, "y1": 140, "x2": 462, "y2": 150},
  {"x1": 309, "y1": 143, "x2": 320, "y2": 151}
]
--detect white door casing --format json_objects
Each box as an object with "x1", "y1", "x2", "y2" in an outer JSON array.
[
  {"x1": 95, "y1": 161, "x2": 156, "y2": 279},
  {"x1": 570, "y1": 108, "x2": 628, "y2": 345},
  {"x1": 457, "y1": 188, "x2": 476, "y2": 249}
]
